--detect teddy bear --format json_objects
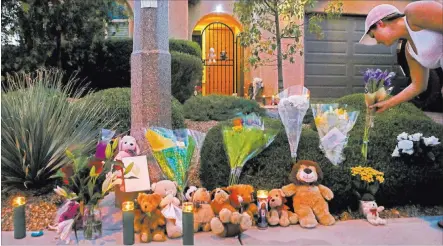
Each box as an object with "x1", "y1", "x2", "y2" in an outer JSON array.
[
  {"x1": 151, "y1": 180, "x2": 183, "y2": 239},
  {"x1": 209, "y1": 187, "x2": 252, "y2": 237},
  {"x1": 114, "y1": 135, "x2": 140, "y2": 161},
  {"x1": 267, "y1": 189, "x2": 298, "y2": 227},
  {"x1": 208, "y1": 47, "x2": 216, "y2": 64},
  {"x1": 282, "y1": 160, "x2": 335, "y2": 228},
  {"x1": 226, "y1": 184, "x2": 258, "y2": 223},
  {"x1": 134, "y1": 193, "x2": 167, "y2": 243},
  {"x1": 360, "y1": 201, "x2": 387, "y2": 226},
  {"x1": 190, "y1": 187, "x2": 215, "y2": 232}
]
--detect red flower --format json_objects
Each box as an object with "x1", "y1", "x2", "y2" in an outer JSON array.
[
  {"x1": 88, "y1": 159, "x2": 104, "y2": 175},
  {"x1": 63, "y1": 178, "x2": 69, "y2": 185}
]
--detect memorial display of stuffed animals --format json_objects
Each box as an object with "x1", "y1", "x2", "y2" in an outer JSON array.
[
  {"x1": 267, "y1": 189, "x2": 298, "y2": 227},
  {"x1": 282, "y1": 160, "x2": 336, "y2": 228},
  {"x1": 134, "y1": 193, "x2": 167, "y2": 243},
  {"x1": 151, "y1": 180, "x2": 183, "y2": 239},
  {"x1": 190, "y1": 187, "x2": 215, "y2": 232},
  {"x1": 360, "y1": 201, "x2": 387, "y2": 226}
]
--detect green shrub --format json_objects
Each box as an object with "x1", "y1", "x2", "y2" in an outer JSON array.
[
  {"x1": 183, "y1": 95, "x2": 266, "y2": 121},
  {"x1": 169, "y1": 39, "x2": 201, "y2": 58},
  {"x1": 80, "y1": 88, "x2": 186, "y2": 133},
  {"x1": 200, "y1": 93, "x2": 443, "y2": 212},
  {"x1": 171, "y1": 51, "x2": 203, "y2": 103},
  {"x1": 1, "y1": 68, "x2": 116, "y2": 191}
]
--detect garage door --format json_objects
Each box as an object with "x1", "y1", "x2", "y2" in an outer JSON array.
[{"x1": 304, "y1": 15, "x2": 397, "y2": 98}]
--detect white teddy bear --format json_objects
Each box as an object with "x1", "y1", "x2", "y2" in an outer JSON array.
[{"x1": 360, "y1": 201, "x2": 387, "y2": 226}]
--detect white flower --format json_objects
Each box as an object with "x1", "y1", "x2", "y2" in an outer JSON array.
[
  {"x1": 397, "y1": 132, "x2": 409, "y2": 141},
  {"x1": 391, "y1": 146, "x2": 400, "y2": 157},
  {"x1": 398, "y1": 140, "x2": 414, "y2": 155},
  {"x1": 102, "y1": 170, "x2": 123, "y2": 194},
  {"x1": 408, "y1": 133, "x2": 423, "y2": 142},
  {"x1": 57, "y1": 219, "x2": 74, "y2": 244},
  {"x1": 423, "y1": 136, "x2": 440, "y2": 146}
]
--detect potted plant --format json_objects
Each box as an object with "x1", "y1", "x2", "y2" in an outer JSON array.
[{"x1": 350, "y1": 166, "x2": 385, "y2": 216}]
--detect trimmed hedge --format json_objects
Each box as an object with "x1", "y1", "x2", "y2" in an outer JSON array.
[
  {"x1": 171, "y1": 51, "x2": 203, "y2": 103},
  {"x1": 200, "y1": 93, "x2": 443, "y2": 212},
  {"x1": 183, "y1": 95, "x2": 266, "y2": 121},
  {"x1": 80, "y1": 88, "x2": 185, "y2": 133},
  {"x1": 169, "y1": 39, "x2": 201, "y2": 58}
]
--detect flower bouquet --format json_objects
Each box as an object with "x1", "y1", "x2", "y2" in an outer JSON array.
[
  {"x1": 277, "y1": 85, "x2": 310, "y2": 160},
  {"x1": 51, "y1": 132, "x2": 134, "y2": 243},
  {"x1": 145, "y1": 127, "x2": 205, "y2": 195},
  {"x1": 312, "y1": 104, "x2": 359, "y2": 165},
  {"x1": 222, "y1": 113, "x2": 279, "y2": 185},
  {"x1": 391, "y1": 132, "x2": 441, "y2": 165},
  {"x1": 350, "y1": 166, "x2": 385, "y2": 215},
  {"x1": 362, "y1": 68, "x2": 395, "y2": 160}
]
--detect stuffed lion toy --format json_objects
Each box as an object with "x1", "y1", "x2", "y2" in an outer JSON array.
[{"x1": 282, "y1": 160, "x2": 335, "y2": 228}]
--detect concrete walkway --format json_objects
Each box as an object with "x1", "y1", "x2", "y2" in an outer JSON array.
[{"x1": 2, "y1": 216, "x2": 442, "y2": 245}]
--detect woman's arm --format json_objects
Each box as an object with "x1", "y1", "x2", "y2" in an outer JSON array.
[
  {"x1": 370, "y1": 46, "x2": 429, "y2": 113},
  {"x1": 405, "y1": 1, "x2": 443, "y2": 33}
]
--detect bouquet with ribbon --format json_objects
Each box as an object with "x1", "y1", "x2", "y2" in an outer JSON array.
[
  {"x1": 277, "y1": 85, "x2": 310, "y2": 160},
  {"x1": 362, "y1": 68, "x2": 395, "y2": 160},
  {"x1": 222, "y1": 113, "x2": 279, "y2": 185},
  {"x1": 312, "y1": 104, "x2": 359, "y2": 165},
  {"x1": 145, "y1": 127, "x2": 206, "y2": 196}
]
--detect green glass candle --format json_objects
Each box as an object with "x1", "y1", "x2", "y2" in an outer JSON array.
[
  {"x1": 13, "y1": 196, "x2": 26, "y2": 239},
  {"x1": 182, "y1": 202, "x2": 194, "y2": 245},
  {"x1": 122, "y1": 201, "x2": 134, "y2": 245}
]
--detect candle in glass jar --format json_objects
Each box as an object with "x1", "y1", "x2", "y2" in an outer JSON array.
[
  {"x1": 262, "y1": 95, "x2": 266, "y2": 105},
  {"x1": 122, "y1": 201, "x2": 134, "y2": 245},
  {"x1": 256, "y1": 190, "x2": 269, "y2": 230},
  {"x1": 13, "y1": 196, "x2": 26, "y2": 239},
  {"x1": 182, "y1": 202, "x2": 194, "y2": 245}
]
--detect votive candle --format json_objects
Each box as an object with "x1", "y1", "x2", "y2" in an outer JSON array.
[
  {"x1": 13, "y1": 196, "x2": 26, "y2": 239},
  {"x1": 182, "y1": 202, "x2": 194, "y2": 245},
  {"x1": 122, "y1": 201, "x2": 135, "y2": 245}
]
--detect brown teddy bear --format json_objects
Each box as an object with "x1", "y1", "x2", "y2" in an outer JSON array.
[
  {"x1": 226, "y1": 184, "x2": 258, "y2": 222},
  {"x1": 209, "y1": 187, "x2": 252, "y2": 237},
  {"x1": 134, "y1": 193, "x2": 167, "y2": 243},
  {"x1": 191, "y1": 187, "x2": 215, "y2": 232},
  {"x1": 210, "y1": 187, "x2": 236, "y2": 215},
  {"x1": 282, "y1": 160, "x2": 335, "y2": 228},
  {"x1": 267, "y1": 189, "x2": 298, "y2": 227}
]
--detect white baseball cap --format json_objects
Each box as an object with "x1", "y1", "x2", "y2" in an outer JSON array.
[{"x1": 359, "y1": 4, "x2": 402, "y2": 45}]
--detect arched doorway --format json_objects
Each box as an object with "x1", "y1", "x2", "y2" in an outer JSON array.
[{"x1": 192, "y1": 13, "x2": 244, "y2": 96}]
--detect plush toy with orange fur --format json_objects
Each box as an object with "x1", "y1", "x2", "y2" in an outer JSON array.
[
  {"x1": 209, "y1": 187, "x2": 252, "y2": 237},
  {"x1": 226, "y1": 184, "x2": 258, "y2": 222},
  {"x1": 267, "y1": 189, "x2": 299, "y2": 227},
  {"x1": 210, "y1": 188, "x2": 236, "y2": 215},
  {"x1": 282, "y1": 160, "x2": 335, "y2": 228},
  {"x1": 134, "y1": 193, "x2": 167, "y2": 243}
]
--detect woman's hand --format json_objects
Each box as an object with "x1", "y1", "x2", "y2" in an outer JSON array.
[{"x1": 369, "y1": 100, "x2": 392, "y2": 113}]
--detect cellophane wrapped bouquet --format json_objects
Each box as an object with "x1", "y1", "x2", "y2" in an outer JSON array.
[
  {"x1": 277, "y1": 85, "x2": 310, "y2": 160},
  {"x1": 312, "y1": 104, "x2": 359, "y2": 165},
  {"x1": 362, "y1": 68, "x2": 395, "y2": 160},
  {"x1": 222, "y1": 113, "x2": 279, "y2": 185}
]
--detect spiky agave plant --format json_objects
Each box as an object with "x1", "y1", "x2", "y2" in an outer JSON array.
[{"x1": 1, "y1": 68, "x2": 117, "y2": 191}]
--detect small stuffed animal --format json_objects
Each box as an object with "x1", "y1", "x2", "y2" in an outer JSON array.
[
  {"x1": 210, "y1": 188, "x2": 236, "y2": 215},
  {"x1": 208, "y1": 47, "x2": 216, "y2": 64},
  {"x1": 151, "y1": 180, "x2": 183, "y2": 239},
  {"x1": 360, "y1": 201, "x2": 387, "y2": 226},
  {"x1": 210, "y1": 188, "x2": 251, "y2": 237},
  {"x1": 267, "y1": 189, "x2": 298, "y2": 227},
  {"x1": 134, "y1": 193, "x2": 167, "y2": 243},
  {"x1": 184, "y1": 186, "x2": 198, "y2": 202},
  {"x1": 114, "y1": 135, "x2": 140, "y2": 161},
  {"x1": 226, "y1": 184, "x2": 258, "y2": 223},
  {"x1": 282, "y1": 160, "x2": 335, "y2": 228},
  {"x1": 191, "y1": 187, "x2": 215, "y2": 232}
]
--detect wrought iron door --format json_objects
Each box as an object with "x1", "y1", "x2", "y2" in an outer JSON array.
[{"x1": 201, "y1": 22, "x2": 237, "y2": 95}]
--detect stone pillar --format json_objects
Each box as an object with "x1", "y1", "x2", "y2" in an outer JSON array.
[{"x1": 131, "y1": 0, "x2": 171, "y2": 182}]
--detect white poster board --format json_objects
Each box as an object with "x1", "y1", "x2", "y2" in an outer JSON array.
[
  {"x1": 141, "y1": 0, "x2": 157, "y2": 8},
  {"x1": 121, "y1": 155, "x2": 151, "y2": 192}
]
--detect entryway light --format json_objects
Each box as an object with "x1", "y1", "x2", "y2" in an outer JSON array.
[{"x1": 215, "y1": 4, "x2": 223, "y2": 13}]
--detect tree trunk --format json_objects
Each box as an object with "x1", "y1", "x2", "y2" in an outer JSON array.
[{"x1": 274, "y1": 10, "x2": 284, "y2": 92}]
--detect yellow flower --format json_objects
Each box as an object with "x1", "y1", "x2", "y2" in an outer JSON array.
[
  {"x1": 232, "y1": 125, "x2": 243, "y2": 132},
  {"x1": 314, "y1": 116, "x2": 326, "y2": 126}
]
